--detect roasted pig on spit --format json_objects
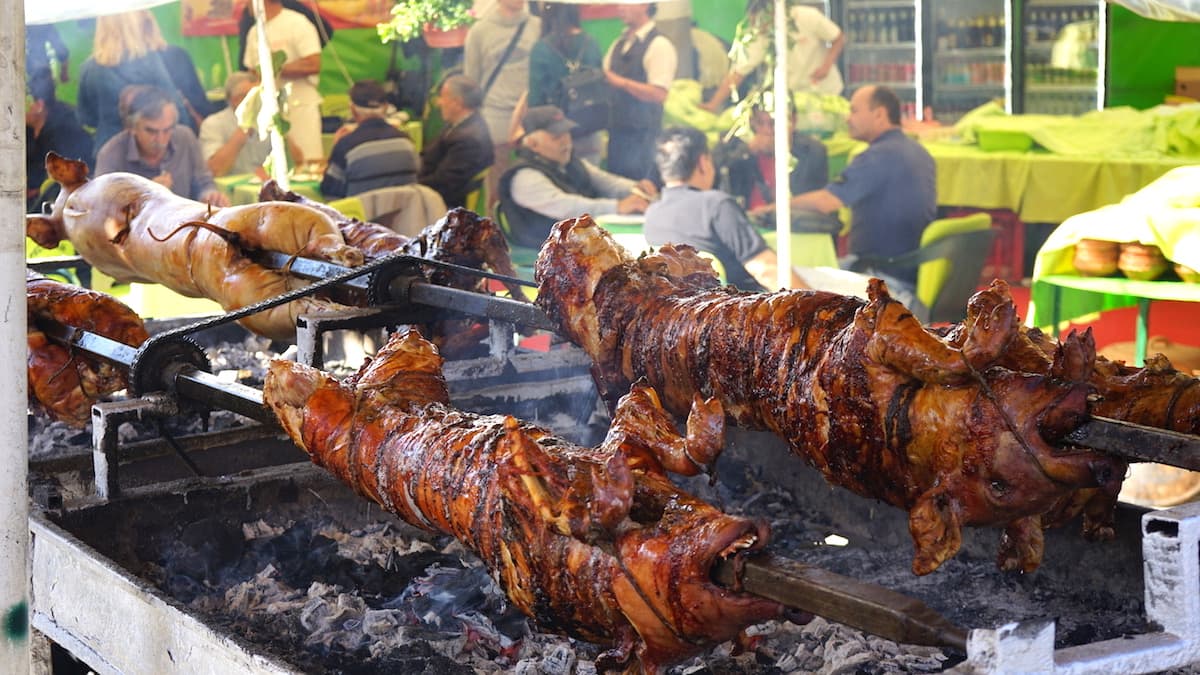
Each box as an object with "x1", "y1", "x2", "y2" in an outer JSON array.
[
  {"x1": 953, "y1": 294, "x2": 1200, "y2": 435},
  {"x1": 259, "y1": 181, "x2": 529, "y2": 302},
  {"x1": 534, "y1": 216, "x2": 1128, "y2": 576},
  {"x1": 27, "y1": 271, "x2": 149, "y2": 426},
  {"x1": 264, "y1": 329, "x2": 783, "y2": 672},
  {"x1": 26, "y1": 153, "x2": 364, "y2": 341}
]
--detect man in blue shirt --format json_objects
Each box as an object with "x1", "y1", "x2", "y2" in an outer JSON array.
[
  {"x1": 94, "y1": 86, "x2": 229, "y2": 206},
  {"x1": 790, "y1": 85, "x2": 935, "y2": 302}
]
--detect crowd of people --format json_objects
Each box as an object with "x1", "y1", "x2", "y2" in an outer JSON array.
[{"x1": 26, "y1": 0, "x2": 935, "y2": 297}]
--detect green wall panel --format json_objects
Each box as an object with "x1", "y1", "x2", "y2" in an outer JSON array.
[{"x1": 1106, "y1": 4, "x2": 1200, "y2": 109}]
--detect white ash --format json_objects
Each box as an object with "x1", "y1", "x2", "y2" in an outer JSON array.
[{"x1": 153, "y1": 503, "x2": 971, "y2": 675}]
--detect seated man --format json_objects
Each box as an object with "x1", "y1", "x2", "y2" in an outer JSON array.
[
  {"x1": 498, "y1": 105, "x2": 656, "y2": 249},
  {"x1": 199, "y1": 72, "x2": 274, "y2": 177},
  {"x1": 790, "y1": 84, "x2": 934, "y2": 304},
  {"x1": 26, "y1": 72, "x2": 93, "y2": 212},
  {"x1": 418, "y1": 75, "x2": 494, "y2": 209},
  {"x1": 713, "y1": 105, "x2": 831, "y2": 229},
  {"x1": 95, "y1": 86, "x2": 229, "y2": 206},
  {"x1": 645, "y1": 126, "x2": 808, "y2": 291},
  {"x1": 320, "y1": 79, "x2": 419, "y2": 198}
]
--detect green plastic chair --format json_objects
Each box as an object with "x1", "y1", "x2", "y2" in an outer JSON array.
[
  {"x1": 464, "y1": 169, "x2": 489, "y2": 216},
  {"x1": 856, "y1": 213, "x2": 996, "y2": 324}
]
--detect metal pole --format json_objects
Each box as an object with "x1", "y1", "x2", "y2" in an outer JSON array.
[
  {"x1": 1, "y1": 1, "x2": 31, "y2": 671},
  {"x1": 774, "y1": 0, "x2": 792, "y2": 290}
]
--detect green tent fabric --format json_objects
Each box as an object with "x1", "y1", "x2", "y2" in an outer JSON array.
[{"x1": 1029, "y1": 164, "x2": 1200, "y2": 327}]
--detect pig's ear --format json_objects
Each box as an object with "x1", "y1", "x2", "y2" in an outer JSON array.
[
  {"x1": 909, "y1": 485, "x2": 963, "y2": 575},
  {"x1": 26, "y1": 215, "x2": 64, "y2": 249},
  {"x1": 44, "y1": 152, "x2": 88, "y2": 189}
]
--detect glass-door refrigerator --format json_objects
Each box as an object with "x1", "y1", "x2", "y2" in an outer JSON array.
[
  {"x1": 1020, "y1": 0, "x2": 1104, "y2": 114},
  {"x1": 840, "y1": 0, "x2": 922, "y2": 119},
  {"x1": 927, "y1": 0, "x2": 1010, "y2": 124}
]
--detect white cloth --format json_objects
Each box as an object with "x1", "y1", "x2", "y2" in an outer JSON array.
[
  {"x1": 733, "y1": 6, "x2": 843, "y2": 95},
  {"x1": 357, "y1": 184, "x2": 448, "y2": 238},
  {"x1": 510, "y1": 160, "x2": 635, "y2": 221},
  {"x1": 655, "y1": 1, "x2": 692, "y2": 21},
  {"x1": 603, "y1": 20, "x2": 678, "y2": 91},
  {"x1": 243, "y1": 7, "x2": 323, "y2": 159}
]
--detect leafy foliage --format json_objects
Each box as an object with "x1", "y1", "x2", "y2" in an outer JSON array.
[{"x1": 378, "y1": 0, "x2": 476, "y2": 44}]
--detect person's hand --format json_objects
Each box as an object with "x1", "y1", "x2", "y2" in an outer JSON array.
[
  {"x1": 604, "y1": 69, "x2": 624, "y2": 89},
  {"x1": 617, "y1": 194, "x2": 650, "y2": 214},
  {"x1": 635, "y1": 179, "x2": 659, "y2": 199},
  {"x1": 698, "y1": 99, "x2": 722, "y2": 114},
  {"x1": 332, "y1": 123, "x2": 355, "y2": 143},
  {"x1": 810, "y1": 64, "x2": 831, "y2": 83},
  {"x1": 201, "y1": 189, "x2": 231, "y2": 208},
  {"x1": 153, "y1": 171, "x2": 174, "y2": 190},
  {"x1": 748, "y1": 204, "x2": 775, "y2": 219}
]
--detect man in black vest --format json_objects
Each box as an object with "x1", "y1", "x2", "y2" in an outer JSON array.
[
  {"x1": 498, "y1": 106, "x2": 655, "y2": 249},
  {"x1": 602, "y1": 3, "x2": 677, "y2": 181}
]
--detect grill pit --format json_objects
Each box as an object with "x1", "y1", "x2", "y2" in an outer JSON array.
[{"x1": 27, "y1": 326, "x2": 1200, "y2": 674}]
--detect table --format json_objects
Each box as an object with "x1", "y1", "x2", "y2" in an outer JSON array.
[
  {"x1": 1035, "y1": 274, "x2": 1200, "y2": 366},
  {"x1": 217, "y1": 174, "x2": 322, "y2": 206},
  {"x1": 924, "y1": 142, "x2": 1196, "y2": 224}
]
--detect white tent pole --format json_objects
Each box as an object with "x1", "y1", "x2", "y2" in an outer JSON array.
[
  {"x1": 774, "y1": 0, "x2": 792, "y2": 290},
  {"x1": 253, "y1": 0, "x2": 292, "y2": 188},
  {"x1": 2, "y1": 0, "x2": 31, "y2": 670}
]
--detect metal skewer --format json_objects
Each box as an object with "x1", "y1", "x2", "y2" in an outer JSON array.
[{"x1": 713, "y1": 554, "x2": 969, "y2": 651}]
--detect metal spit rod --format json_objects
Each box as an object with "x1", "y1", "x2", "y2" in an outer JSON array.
[{"x1": 714, "y1": 555, "x2": 969, "y2": 651}]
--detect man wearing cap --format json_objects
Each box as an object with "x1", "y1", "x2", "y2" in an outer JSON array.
[
  {"x1": 498, "y1": 105, "x2": 656, "y2": 249},
  {"x1": 320, "y1": 79, "x2": 419, "y2": 199}
]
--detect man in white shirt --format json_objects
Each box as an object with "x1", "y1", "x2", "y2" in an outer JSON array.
[
  {"x1": 498, "y1": 106, "x2": 656, "y2": 249},
  {"x1": 243, "y1": 0, "x2": 324, "y2": 161},
  {"x1": 603, "y1": 3, "x2": 677, "y2": 180},
  {"x1": 199, "y1": 72, "x2": 274, "y2": 177},
  {"x1": 701, "y1": 5, "x2": 844, "y2": 111}
]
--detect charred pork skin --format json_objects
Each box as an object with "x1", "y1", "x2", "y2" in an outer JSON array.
[
  {"x1": 26, "y1": 153, "x2": 363, "y2": 341},
  {"x1": 26, "y1": 271, "x2": 149, "y2": 426},
  {"x1": 264, "y1": 329, "x2": 782, "y2": 672},
  {"x1": 534, "y1": 216, "x2": 1127, "y2": 576}
]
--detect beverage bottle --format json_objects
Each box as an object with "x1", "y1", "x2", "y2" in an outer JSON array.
[
  {"x1": 982, "y1": 15, "x2": 995, "y2": 47},
  {"x1": 888, "y1": 10, "x2": 899, "y2": 44},
  {"x1": 866, "y1": 11, "x2": 876, "y2": 44}
]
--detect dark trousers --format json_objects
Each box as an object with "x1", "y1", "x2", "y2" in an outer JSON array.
[{"x1": 606, "y1": 127, "x2": 658, "y2": 181}]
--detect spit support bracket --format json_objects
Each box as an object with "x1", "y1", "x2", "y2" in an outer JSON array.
[
  {"x1": 965, "y1": 500, "x2": 1200, "y2": 673},
  {"x1": 1068, "y1": 416, "x2": 1200, "y2": 472}
]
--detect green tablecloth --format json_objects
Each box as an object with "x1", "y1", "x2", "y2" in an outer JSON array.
[
  {"x1": 925, "y1": 141, "x2": 1196, "y2": 224},
  {"x1": 218, "y1": 173, "x2": 322, "y2": 206}
]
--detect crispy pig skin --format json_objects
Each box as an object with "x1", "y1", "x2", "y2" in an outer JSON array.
[
  {"x1": 960, "y1": 294, "x2": 1200, "y2": 435},
  {"x1": 264, "y1": 329, "x2": 781, "y2": 672},
  {"x1": 535, "y1": 216, "x2": 1128, "y2": 575},
  {"x1": 26, "y1": 271, "x2": 149, "y2": 426},
  {"x1": 26, "y1": 153, "x2": 364, "y2": 341}
]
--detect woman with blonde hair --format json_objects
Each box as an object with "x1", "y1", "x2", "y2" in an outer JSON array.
[{"x1": 78, "y1": 10, "x2": 193, "y2": 149}]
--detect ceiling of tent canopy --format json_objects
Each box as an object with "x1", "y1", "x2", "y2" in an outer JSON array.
[
  {"x1": 26, "y1": 0, "x2": 174, "y2": 26},
  {"x1": 1109, "y1": 0, "x2": 1200, "y2": 20}
]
